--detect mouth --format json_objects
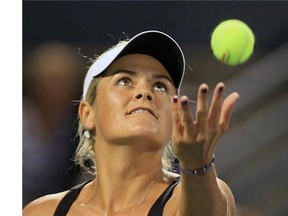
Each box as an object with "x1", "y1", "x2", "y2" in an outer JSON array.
[{"x1": 128, "y1": 107, "x2": 157, "y2": 119}]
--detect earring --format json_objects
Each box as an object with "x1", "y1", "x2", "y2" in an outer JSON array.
[{"x1": 84, "y1": 130, "x2": 91, "y2": 139}]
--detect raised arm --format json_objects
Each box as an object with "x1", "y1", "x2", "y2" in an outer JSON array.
[{"x1": 171, "y1": 82, "x2": 239, "y2": 216}]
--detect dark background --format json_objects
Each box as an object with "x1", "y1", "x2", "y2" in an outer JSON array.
[{"x1": 23, "y1": 1, "x2": 288, "y2": 215}]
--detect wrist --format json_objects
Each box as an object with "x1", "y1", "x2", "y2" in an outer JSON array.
[{"x1": 178, "y1": 156, "x2": 215, "y2": 176}]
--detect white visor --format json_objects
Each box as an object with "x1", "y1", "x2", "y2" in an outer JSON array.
[{"x1": 82, "y1": 30, "x2": 185, "y2": 99}]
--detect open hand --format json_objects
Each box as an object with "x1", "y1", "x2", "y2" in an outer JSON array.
[{"x1": 171, "y1": 82, "x2": 240, "y2": 169}]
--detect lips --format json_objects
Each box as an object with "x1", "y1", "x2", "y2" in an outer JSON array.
[{"x1": 128, "y1": 107, "x2": 157, "y2": 119}]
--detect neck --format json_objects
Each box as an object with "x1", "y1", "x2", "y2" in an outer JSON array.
[{"x1": 92, "y1": 139, "x2": 164, "y2": 214}]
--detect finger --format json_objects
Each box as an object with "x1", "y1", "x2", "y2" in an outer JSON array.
[
  {"x1": 179, "y1": 95, "x2": 196, "y2": 140},
  {"x1": 219, "y1": 92, "x2": 240, "y2": 133},
  {"x1": 208, "y1": 82, "x2": 225, "y2": 131},
  {"x1": 196, "y1": 84, "x2": 209, "y2": 135},
  {"x1": 171, "y1": 95, "x2": 184, "y2": 140}
]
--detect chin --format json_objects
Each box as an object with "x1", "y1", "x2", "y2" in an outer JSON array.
[
  {"x1": 130, "y1": 128, "x2": 159, "y2": 137},
  {"x1": 124, "y1": 128, "x2": 165, "y2": 144}
]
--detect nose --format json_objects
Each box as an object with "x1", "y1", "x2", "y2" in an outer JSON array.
[{"x1": 135, "y1": 90, "x2": 153, "y2": 101}]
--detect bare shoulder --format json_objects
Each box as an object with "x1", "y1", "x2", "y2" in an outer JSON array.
[
  {"x1": 23, "y1": 191, "x2": 68, "y2": 216},
  {"x1": 163, "y1": 176, "x2": 236, "y2": 216},
  {"x1": 217, "y1": 178, "x2": 236, "y2": 215}
]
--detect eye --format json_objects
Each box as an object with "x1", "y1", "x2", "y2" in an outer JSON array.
[
  {"x1": 117, "y1": 77, "x2": 131, "y2": 86},
  {"x1": 154, "y1": 82, "x2": 167, "y2": 92}
]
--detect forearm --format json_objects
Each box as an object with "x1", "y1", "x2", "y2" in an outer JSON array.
[
  {"x1": 170, "y1": 83, "x2": 239, "y2": 216},
  {"x1": 178, "y1": 167, "x2": 232, "y2": 216}
]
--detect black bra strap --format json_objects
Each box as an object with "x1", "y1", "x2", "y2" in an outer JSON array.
[
  {"x1": 54, "y1": 177, "x2": 179, "y2": 216},
  {"x1": 53, "y1": 180, "x2": 91, "y2": 216},
  {"x1": 148, "y1": 177, "x2": 180, "y2": 216}
]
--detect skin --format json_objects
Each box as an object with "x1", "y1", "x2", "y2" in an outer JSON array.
[{"x1": 23, "y1": 54, "x2": 239, "y2": 216}]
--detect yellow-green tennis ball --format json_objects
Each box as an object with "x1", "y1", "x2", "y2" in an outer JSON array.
[{"x1": 211, "y1": 19, "x2": 255, "y2": 66}]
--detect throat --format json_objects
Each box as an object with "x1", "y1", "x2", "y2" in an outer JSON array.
[{"x1": 94, "y1": 170, "x2": 161, "y2": 216}]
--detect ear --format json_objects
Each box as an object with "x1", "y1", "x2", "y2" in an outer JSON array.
[{"x1": 79, "y1": 101, "x2": 95, "y2": 130}]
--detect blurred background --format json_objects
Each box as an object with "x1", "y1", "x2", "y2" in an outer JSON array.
[{"x1": 23, "y1": 1, "x2": 288, "y2": 215}]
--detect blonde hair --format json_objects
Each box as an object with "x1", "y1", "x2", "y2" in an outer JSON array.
[
  {"x1": 74, "y1": 50, "x2": 176, "y2": 174},
  {"x1": 74, "y1": 77, "x2": 100, "y2": 174}
]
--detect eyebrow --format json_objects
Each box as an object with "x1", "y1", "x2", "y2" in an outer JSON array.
[
  {"x1": 110, "y1": 69, "x2": 174, "y2": 84},
  {"x1": 110, "y1": 69, "x2": 135, "y2": 76}
]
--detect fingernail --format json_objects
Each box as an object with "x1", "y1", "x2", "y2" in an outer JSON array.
[
  {"x1": 201, "y1": 88, "x2": 208, "y2": 94},
  {"x1": 181, "y1": 99, "x2": 188, "y2": 105},
  {"x1": 219, "y1": 86, "x2": 224, "y2": 92},
  {"x1": 173, "y1": 96, "x2": 178, "y2": 103}
]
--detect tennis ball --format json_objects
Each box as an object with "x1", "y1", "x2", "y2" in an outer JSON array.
[{"x1": 211, "y1": 19, "x2": 255, "y2": 66}]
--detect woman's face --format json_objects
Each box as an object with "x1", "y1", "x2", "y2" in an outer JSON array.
[{"x1": 92, "y1": 54, "x2": 176, "y2": 148}]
